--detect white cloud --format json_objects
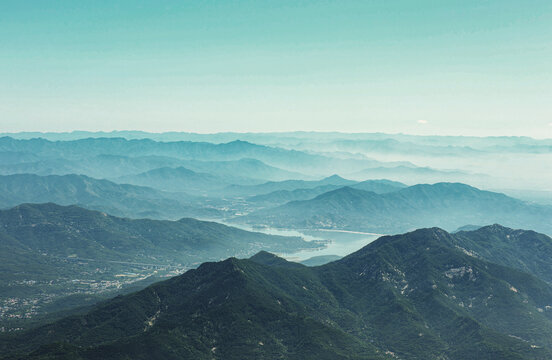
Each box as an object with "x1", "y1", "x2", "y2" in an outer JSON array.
[{"x1": 417, "y1": 120, "x2": 428, "y2": 124}]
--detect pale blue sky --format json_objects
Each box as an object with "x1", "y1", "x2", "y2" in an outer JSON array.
[{"x1": 1, "y1": 0, "x2": 551, "y2": 137}]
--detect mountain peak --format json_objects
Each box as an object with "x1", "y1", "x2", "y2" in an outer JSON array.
[
  {"x1": 249, "y1": 251, "x2": 303, "y2": 268},
  {"x1": 342, "y1": 226, "x2": 453, "y2": 263},
  {"x1": 323, "y1": 174, "x2": 345, "y2": 181},
  {"x1": 453, "y1": 224, "x2": 518, "y2": 236},
  {"x1": 222, "y1": 139, "x2": 258, "y2": 148},
  {"x1": 314, "y1": 185, "x2": 379, "y2": 200},
  {"x1": 403, "y1": 182, "x2": 479, "y2": 193},
  {"x1": 479, "y1": 223, "x2": 515, "y2": 232},
  {"x1": 319, "y1": 174, "x2": 353, "y2": 185}
]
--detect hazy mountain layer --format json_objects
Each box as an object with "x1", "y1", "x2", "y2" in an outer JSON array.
[
  {"x1": 222, "y1": 174, "x2": 356, "y2": 197},
  {"x1": 247, "y1": 179, "x2": 406, "y2": 207},
  {"x1": 0, "y1": 173, "x2": 222, "y2": 220},
  {"x1": 116, "y1": 167, "x2": 230, "y2": 194},
  {"x1": 238, "y1": 182, "x2": 552, "y2": 235},
  {"x1": 0, "y1": 153, "x2": 306, "y2": 185},
  {"x1": 0, "y1": 137, "x2": 420, "y2": 177},
  {"x1": 4, "y1": 131, "x2": 550, "y2": 154}
]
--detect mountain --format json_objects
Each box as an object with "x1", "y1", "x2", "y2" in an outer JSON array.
[
  {"x1": 176, "y1": 158, "x2": 308, "y2": 183},
  {"x1": 349, "y1": 179, "x2": 407, "y2": 193},
  {"x1": 238, "y1": 183, "x2": 552, "y2": 235},
  {"x1": 7, "y1": 131, "x2": 550, "y2": 154},
  {"x1": 0, "y1": 203, "x2": 317, "y2": 262},
  {"x1": 454, "y1": 224, "x2": 483, "y2": 232},
  {"x1": 1, "y1": 132, "x2": 548, "y2": 192},
  {"x1": 116, "y1": 167, "x2": 231, "y2": 194},
  {"x1": 0, "y1": 137, "x2": 420, "y2": 177},
  {"x1": 222, "y1": 175, "x2": 356, "y2": 197},
  {"x1": 0, "y1": 152, "x2": 304, "y2": 185},
  {"x1": 249, "y1": 251, "x2": 305, "y2": 269},
  {"x1": 452, "y1": 224, "x2": 552, "y2": 283},
  {"x1": 0, "y1": 137, "x2": 276, "y2": 161},
  {"x1": 3, "y1": 225, "x2": 552, "y2": 359},
  {"x1": 300, "y1": 255, "x2": 342, "y2": 266},
  {"x1": 0, "y1": 203, "x2": 318, "y2": 268},
  {"x1": 0, "y1": 154, "x2": 185, "y2": 178},
  {"x1": 347, "y1": 165, "x2": 486, "y2": 185},
  {"x1": 247, "y1": 179, "x2": 406, "y2": 207},
  {"x1": 0, "y1": 203, "x2": 319, "y2": 328},
  {"x1": 0, "y1": 151, "x2": 40, "y2": 165},
  {"x1": 246, "y1": 185, "x2": 343, "y2": 206},
  {"x1": 0, "y1": 173, "x2": 221, "y2": 220},
  {"x1": 0, "y1": 158, "x2": 80, "y2": 176}
]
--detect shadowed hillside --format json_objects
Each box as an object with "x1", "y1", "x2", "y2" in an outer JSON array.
[{"x1": 3, "y1": 225, "x2": 552, "y2": 359}]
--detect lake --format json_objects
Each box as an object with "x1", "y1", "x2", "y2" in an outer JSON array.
[{"x1": 223, "y1": 222, "x2": 382, "y2": 262}]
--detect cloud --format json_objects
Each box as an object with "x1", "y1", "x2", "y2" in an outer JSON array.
[{"x1": 417, "y1": 120, "x2": 428, "y2": 124}]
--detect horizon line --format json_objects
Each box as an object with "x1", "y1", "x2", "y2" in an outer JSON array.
[{"x1": 1, "y1": 130, "x2": 550, "y2": 141}]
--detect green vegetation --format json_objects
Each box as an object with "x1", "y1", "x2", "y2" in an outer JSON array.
[
  {"x1": 0, "y1": 203, "x2": 319, "y2": 330},
  {"x1": 3, "y1": 225, "x2": 552, "y2": 359},
  {"x1": 453, "y1": 224, "x2": 552, "y2": 283}
]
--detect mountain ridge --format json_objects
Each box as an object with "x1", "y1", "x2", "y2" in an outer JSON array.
[
  {"x1": 238, "y1": 182, "x2": 552, "y2": 235},
  {"x1": 3, "y1": 225, "x2": 552, "y2": 359},
  {"x1": 0, "y1": 173, "x2": 220, "y2": 220}
]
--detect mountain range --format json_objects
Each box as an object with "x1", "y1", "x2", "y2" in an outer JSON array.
[
  {"x1": 3, "y1": 225, "x2": 552, "y2": 359},
  {"x1": 0, "y1": 173, "x2": 221, "y2": 220},
  {"x1": 0, "y1": 131, "x2": 550, "y2": 360},
  {"x1": 116, "y1": 167, "x2": 230, "y2": 194},
  {"x1": 0, "y1": 203, "x2": 316, "y2": 263},
  {"x1": 0, "y1": 203, "x2": 318, "y2": 328},
  {"x1": 4, "y1": 131, "x2": 550, "y2": 154},
  {"x1": 0, "y1": 137, "x2": 420, "y2": 178},
  {"x1": 246, "y1": 179, "x2": 406, "y2": 207},
  {"x1": 1, "y1": 134, "x2": 548, "y2": 194},
  {"x1": 0, "y1": 152, "x2": 306, "y2": 185},
  {"x1": 239, "y1": 182, "x2": 552, "y2": 235},
  {"x1": 222, "y1": 174, "x2": 357, "y2": 197}
]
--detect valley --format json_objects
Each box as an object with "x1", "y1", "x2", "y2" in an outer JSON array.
[{"x1": 0, "y1": 132, "x2": 550, "y2": 359}]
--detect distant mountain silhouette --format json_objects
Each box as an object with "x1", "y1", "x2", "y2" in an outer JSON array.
[{"x1": 239, "y1": 182, "x2": 552, "y2": 235}]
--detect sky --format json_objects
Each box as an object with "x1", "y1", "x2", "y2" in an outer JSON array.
[{"x1": 1, "y1": 0, "x2": 551, "y2": 138}]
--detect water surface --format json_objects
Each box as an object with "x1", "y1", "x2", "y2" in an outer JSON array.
[{"x1": 224, "y1": 222, "x2": 382, "y2": 262}]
